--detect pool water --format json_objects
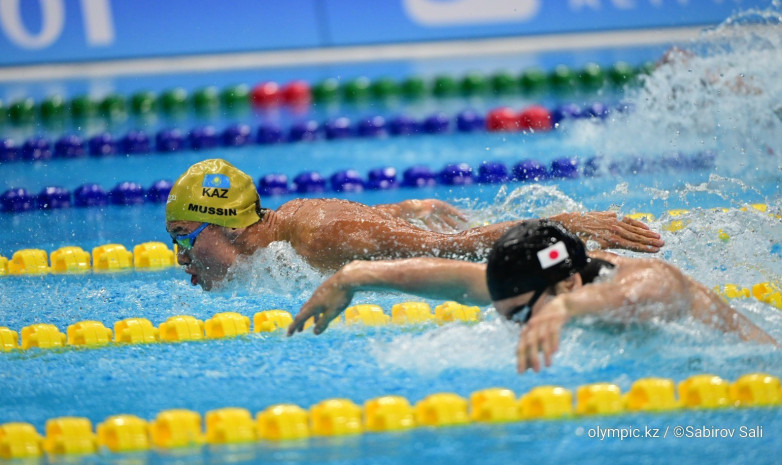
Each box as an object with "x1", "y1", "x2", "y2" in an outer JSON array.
[{"x1": 1, "y1": 7, "x2": 781, "y2": 465}]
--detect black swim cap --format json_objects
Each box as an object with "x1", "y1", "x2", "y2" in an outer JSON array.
[{"x1": 486, "y1": 219, "x2": 588, "y2": 301}]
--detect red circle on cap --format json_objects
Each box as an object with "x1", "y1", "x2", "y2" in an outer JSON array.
[{"x1": 549, "y1": 250, "x2": 559, "y2": 259}]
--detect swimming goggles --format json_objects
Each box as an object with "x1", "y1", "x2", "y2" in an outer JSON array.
[
  {"x1": 505, "y1": 287, "x2": 546, "y2": 325},
  {"x1": 172, "y1": 222, "x2": 210, "y2": 250}
]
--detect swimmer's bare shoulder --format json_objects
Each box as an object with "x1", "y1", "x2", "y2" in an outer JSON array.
[
  {"x1": 589, "y1": 251, "x2": 688, "y2": 292},
  {"x1": 274, "y1": 199, "x2": 349, "y2": 262},
  {"x1": 588, "y1": 251, "x2": 777, "y2": 344},
  {"x1": 276, "y1": 197, "x2": 408, "y2": 235},
  {"x1": 601, "y1": 254, "x2": 745, "y2": 322},
  {"x1": 272, "y1": 198, "x2": 314, "y2": 240},
  {"x1": 273, "y1": 198, "x2": 420, "y2": 269}
]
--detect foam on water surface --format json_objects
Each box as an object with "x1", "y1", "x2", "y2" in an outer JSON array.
[{"x1": 567, "y1": 5, "x2": 782, "y2": 178}]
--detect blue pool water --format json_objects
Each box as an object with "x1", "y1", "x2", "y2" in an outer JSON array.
[{"x1": 1, "y1": 9, "x2": 782, "y2": 465}]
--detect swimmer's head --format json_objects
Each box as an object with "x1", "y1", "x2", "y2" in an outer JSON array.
[
  {"x1": 486, "y1": 219, "x2": 587, "y2": 303},
  {"x1": 166, "y1": 159, "x2": 261, "y2": 228}
]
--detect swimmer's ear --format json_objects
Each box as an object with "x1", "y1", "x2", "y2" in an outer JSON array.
[
  {"x1": 222, "y1": 227, "x2": 244, "y2": 241},
  {"x1": 225, "y1": 226, "x2": 255, "y2": 253},
  {"x1": 555, "y1": 274, "x2": 581, "y2": 294}
]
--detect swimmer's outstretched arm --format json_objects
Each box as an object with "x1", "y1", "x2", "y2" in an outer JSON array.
[
  {"x1": 287, "y1": 258, "x2": 490, "y2": 336},
  {"x1": 372, "y1": 205, "x2": 664, "y2": 253},
  {"x1": 684, "y1": 276, "x2": 779, "y2": 347},
  {"x1": 549, "y1": 212, "x2": 663, "y2": 253},
  {"x1": 402, "y1": 211, "x2": 665, "y2": 257},
  {"x1": 308, "y1": 211, "x2": 664, "y2": 270}
]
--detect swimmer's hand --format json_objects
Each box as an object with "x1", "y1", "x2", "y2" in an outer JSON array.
[
  {"x1": 517, "y1": 296, "x2": 569, "y2": 373},
  {"x1": 380, "y1": 199, "x2": 469, "y2": 233},
  {"x1": 550, "y1": 211, "x2": 664, "y2": 253},
  {"x1": 288, "y1": 269, "x2": 355, "y2": 336}
]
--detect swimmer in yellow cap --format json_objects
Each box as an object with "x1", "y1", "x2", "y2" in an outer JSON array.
[{"x1": 166, "y1": 159, "x2": 664, "y2": 290}]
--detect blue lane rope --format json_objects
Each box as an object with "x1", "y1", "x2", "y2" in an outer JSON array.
[{"x1": 0, "y1": 151, "x2": 715, "y2": 213}]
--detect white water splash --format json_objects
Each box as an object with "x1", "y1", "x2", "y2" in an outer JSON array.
[
  {"x1": 222, "y1": 241, "x2": 326, "y2": 298},
  {"x1": 675, "y1": 174, "x2": 772, "y2": 209},
  {"x1": 369, "y1": 305, "x2": 780, "y2": 376},
  {"x1": 370, "y1": 315, "x2": 518, "y2": 375},
  {"x1": 567, "y1": 5, "x2": 782, "y2": 175},
  {"x1": 467, "y1": 183, "x2": 586, "y2": 226},
  {"x1": 655, "y1": 205, "x2": 782, "y2": 285}
]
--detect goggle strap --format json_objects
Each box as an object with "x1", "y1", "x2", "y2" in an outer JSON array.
[{"x1": 507, "y1": 287, "x2": 546, "y2": 325}]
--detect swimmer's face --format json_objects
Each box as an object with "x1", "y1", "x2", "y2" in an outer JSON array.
[
  {"x1": 492, "y1": 287, "x2": 554, "y2": 322},
  {"x1": 492, "y1": 275, "x2": 581, "y2": 321},
  {"x1": 166, "y1": 220, "x2": 241, "y2": 291}
]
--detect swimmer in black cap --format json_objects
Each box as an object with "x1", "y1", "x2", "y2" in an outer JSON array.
[
  {"x1": 289, "y1": 220, "x2": 777, "y2": 372},
  {"x1": 485, "y1": 219, "x2": 594, "y2": 327}
]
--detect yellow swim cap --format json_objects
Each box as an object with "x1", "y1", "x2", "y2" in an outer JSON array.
[{"x1": 166, "y1": 159, "x2": 261, "y2": 228}]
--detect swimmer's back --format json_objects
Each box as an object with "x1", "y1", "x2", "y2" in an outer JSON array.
[{"x1": 274, "y1": 198, "x2": 434, "y2": 270}]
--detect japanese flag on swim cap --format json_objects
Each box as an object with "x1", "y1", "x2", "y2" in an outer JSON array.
[
  {"x1": 166, "y1": 159, "x2": 261, "y2": 228},
  {"x1": 486, "y1": 219, "x2": 587, "y2": 301}
]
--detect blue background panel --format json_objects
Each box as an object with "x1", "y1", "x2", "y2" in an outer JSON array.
[
  {"x1": 0, "y1": 0, "x2": 322, "y2": 65},
  {"x1": 323, "y1": 0, "x2": 770, "y2": 45},
  {"x1": 0, "y1": 0, "x2": 772, "y2": 66}
]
